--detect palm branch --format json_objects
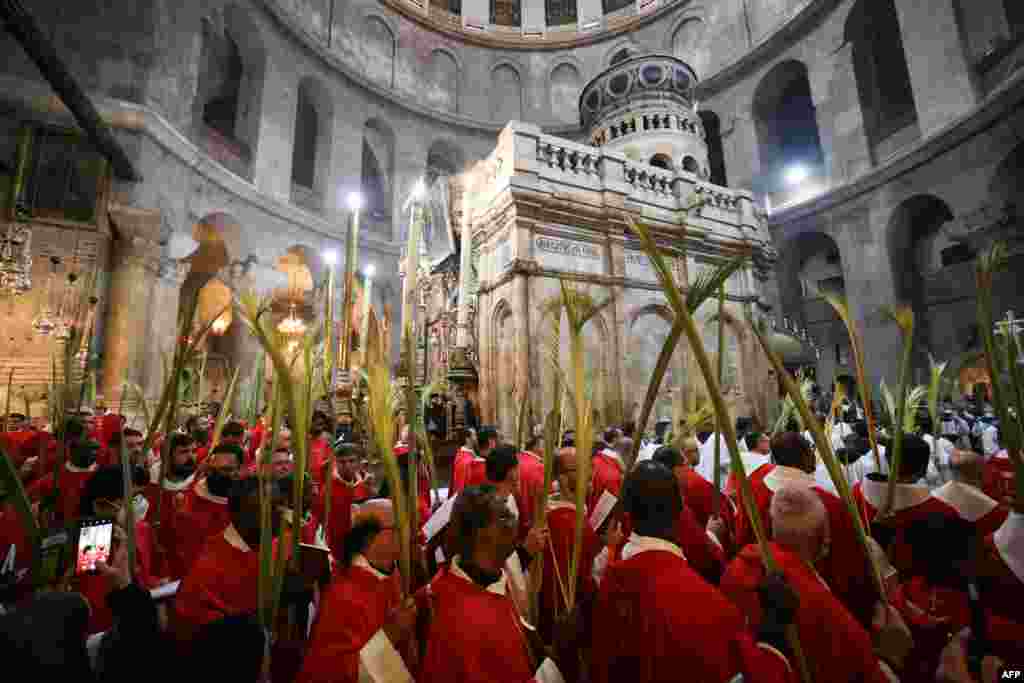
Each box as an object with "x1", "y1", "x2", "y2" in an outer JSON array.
[{"x1": 882, "y1": 305, "x2": 915, "y2": 517}]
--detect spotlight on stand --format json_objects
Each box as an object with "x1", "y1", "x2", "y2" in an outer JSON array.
[
  {"x1": 785, "y1": 165, "x2": 809, "y2": 187},
  {"x1": 364, "y1": 264, "x2": 376, "y2": 279},
  {"x1": 323, "y1": 250, "x2": 338, "y2": 266},
  {"x1": 412, "y1": 179, "x2": 426, "y2": 200},
  {"x1": 347, "y1": 193, "x2": 363, "y2": 210}
]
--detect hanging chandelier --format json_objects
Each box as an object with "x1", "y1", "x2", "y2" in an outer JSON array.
[
  {"x1": 277, "y1": 302, "x2": 306, "y2": 337},
  {"x1": 31, "y1": 255, "x2": 61, "y2": 336},
  {"x1": 0, "y1": 223, "x2": 32, "y2": 298}
]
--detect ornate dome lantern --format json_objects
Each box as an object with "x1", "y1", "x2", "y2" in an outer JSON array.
[{"x1": 579, "y1": 54, "x2": 710, "y2": 180}]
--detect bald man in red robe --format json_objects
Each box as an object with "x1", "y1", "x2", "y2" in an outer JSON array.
[
  {"x1": 591, "y1": 462, "x2": 799, "y2": 683},
  {"x1": 297, "y1": 500, "x2": 417, "y2": 683},
  {"x1": 721, "y1": 486, "x2": 898, "y2": 683},
  {"x1": 173, "y1": 476, "x2": 283, "y2": 645},
  {"x1": 418, "y1": 485, "x2": 563, "y2": 683}
]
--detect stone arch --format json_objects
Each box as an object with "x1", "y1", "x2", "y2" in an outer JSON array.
[
  {"x1": 363, "y1": 15, "x2": 396, "y2": 89},
  {"x1": 681, "y1": 155, "x2": 699, "y2": 174},
  {"x1": 548, "y1": 61, "x2": 583, "y2": 124},
  {"x1": 362, "y1": 118, "x2": 395, "y2": 236},
  {"x1": 649, "y1": 153, "x2": 674, "y2": 171},
  {"x1": 490, "y1": 62, "x2": 524, "y2": 123},
  {"x1": 624, "y1": 303, "x2": 680, "y2": 424},
  {"x1": 425, "y1": 48, "x2": 460, "y2": 113},
  {"x1": 291, "y1": 76, "x2": 334, "y2": 212},
  {"x1": 845, "y1": 0, "x2": 919, "y2": 165},
  {"x1": 604, "y1": 39, "x2": 639, "y2": 67},
  {"x1": 193, "y1": 4, "x2": 267, "y2": 180},
  {"x1": 603, "y1": 0, "x2": 634, "y2": 17},
  {"x1": 752, "y1": 60, "x2": 825, "y2": 201},
  {"x1": 668, "y1": 16, "x2": 708, "y2": 77}
]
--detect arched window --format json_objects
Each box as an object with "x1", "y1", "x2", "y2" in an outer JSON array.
[
  {"x1": 609, "y1": 47, "x2": 633, "y2": 66},
  {"x1": 650, "y1": 154, "x2": 673, "y2": 170},
  {"x1": 699, "y1": 110, "x2": 728, "y2": 186},
  {"x1": 362, "y1": 119, "x2": 394, "y2": 237},
  {"x1": 200, "y1": 29, "x2": 243, "y2": 141},
  {"x1": 291, "y1": 87, "x2": 317, "y2": 189},
  {"x1": 682, "y1": 156, "x2": 699, "y2": 174},
  {"x1": 752, "y1": 60, "x2": 825, "y2": 198},
  {"x1": 846, "y1": 0, "x2": 918, "y2": 163},
  {"x1": 549, "y1": 63, "x2": 582, "y2": 124},
  {"x1": 491, "y1": 0, "x2": 521, "y2": 26},
  {"x1": 427, "y1": 50, "x2": 459, "y2": 113},
  {"x1": 603, "y1": 0, "x2": 633, "y2": 15},
  {"x1": 491, "y1": 65, "x2": 523, "y2": 122},
  {"x1": 431, "y1": 0, "x2": 462, "y2": 14},
  {"x1": 546, "y1": 0, "x2": 577, "y2": 26}
]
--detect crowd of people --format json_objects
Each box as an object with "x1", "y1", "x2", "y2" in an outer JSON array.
[{"x1": 0, "y1": 392, "x2": 1020, "y2": 682}]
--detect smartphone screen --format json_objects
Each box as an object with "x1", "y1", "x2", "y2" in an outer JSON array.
[{"x1": 76, "y1": 519, "x2": 113, "y2": 575}]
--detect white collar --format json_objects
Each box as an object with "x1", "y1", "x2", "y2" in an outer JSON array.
[
  {"x1": 335, "y1": 470, "x2": 368, "y2": 487},
  {"x1": 598, "y1": 448, "x2": 624, "y2": 469},
  {"x1": 65, "y1": 461, "x2": 97, "y2": 474},
  {"x1": 522, "y1": 450, "x2": 543, "y2": 464},
  {"x1": 763, "y1": 465, "x2": 817, "y2": 493},
  {"x1": 931, "y1": 481, "x2": 998, "y2": 522},
  {"x1": 994, "y1": 512, "x2": 1024, "y2": 585},
  {"x1": 193, "y1": 477, "x2": 228, "y2": 505},
  {"x1": 621, "y1": 533, "x2": 685, "y2": 561},
  {"x1": 506, "y1": 494, "x2": 519, "y2": 520},
  {"x1": 450, "y1": 555, "x2": 508, "y2": 595},
  {"x1": 223, "y1": 524, "x2": 252, "y2": 553},
  {"x1": 861, "y1": 477, "x2": 931, "y2": 512},
  {"x1": 162, "y1": 473, "x2": 196, "y2": 492},
  {"x1": 353, "y1": 553, "x2": 392, "y2": 581}
]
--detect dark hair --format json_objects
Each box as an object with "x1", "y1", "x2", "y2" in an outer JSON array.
[
  {"x1": 185, "y1": 416, "x2": 201, "y2": 433},
  {"x1": 210, "y1": 443, "x2": 245, "y2": 466},
  {"x1": 652, "y1": 445, "x2": 684, "y2": 469},
  {"x1": 833, "y1": 446, "x2": 860, "y2": 466},
  {"x1": 621, "y1": 421, "x2": 636, "y2": 437},
  {"x1": 79, "y1": 465, "x2": 148, "y2": 516},
  {"x1": 622, "y1": 462, "x2": 681, "y2": 538},
  {"x1": 228, "y1": 477, "x2": 271, "y2": 515},
  {"x1": 451, "y1": 484, "x2": 499, "y2": 559},
  {"x1": 222, "y1": 421, "x2": 245, "y2": 439},
  {"x1": 477, "y1": 426, "x2": 498, "y2": 448},
  {"x1": 123, "y1": 428, "x2": 143, "y2": 439},
  {"x1": 603, "y1": 427, "x2": 620, "y2": 444},
  {"x1": 561, "y1": 432, "x2": 576, "y2": 448},
  {"x1": 770, "y1": 432, "x2": 811, "y2": 468},
  {"x1": 524, "y1": 435, "x2": 541, "y2": 452},
  {"x1": 63, "y1": 418, "x2": 86, "y2": 442},
  {"x1": 899, "y1": 433, "x2": 931, "y2": 479},
  {"x1": 904, "y1": 513, "x2": 976, "y2": 586},
  {"x1": 486, "y1": 445, "x2": 519, "y2": 483},
  {"x1": 342, "y1": 516, "x2": 383, "y2": 567},
  {"x1": 169, "y1": 433, "x2": 194, "y2": 453},
  {"x1": 735, "y1": 416, "x2": 753, "y2": 438},
  {"x1": 194, "y1": 615, "x2": 266, "y2": 682},
  {"x1": 744, "y1": 431, "x2": 765, "y2": 451}
]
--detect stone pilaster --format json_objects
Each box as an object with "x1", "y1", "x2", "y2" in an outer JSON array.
[
  {"x1": 253, "y1": 55, "x2": 297, "y2": 203},
  {"x1": 894, "y1": 0, "x2": 978, "y2": 137},
  {"x1": 101, "y1": 205, "x2": 164, "y2": 407}
]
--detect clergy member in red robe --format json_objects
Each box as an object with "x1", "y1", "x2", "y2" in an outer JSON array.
[
  {"x1": 721, "y1": 485, "x2": 895, "y2": 683},
  {"x1": 517, "y1": 436, "x2": 546, "y2": 530},
  {"x1": 170, "y1": 443, "x2": 243, "y2": 575},
  {"x1": 27, "y1": 440, "x2": 101, "y2": 524},
  {"x1": 450, "y1": 427, "x2": 496, "y2": 498},
  {"x1": 173, "y1": 476, "x2": 284, "y2": 644},
  {"x1": 589, "y1": 442, "x2": 624, "y2": 513},
  {"x1": 142, "y1": 433, "x2": 196, "y2": 579},
  {"x1": 315, "y1": 443, "x2": 366, "y2": 559},
  {"x1": 982, "y1": 448, "x2": 1016, "y2": 504},
  {"x1": 591, "y1": 461, "x2": 798, "y2": 683},
  {"x1": 297, "y1": 499, "x2": 417, "y2": 683},
  {"x1": 931, "y1": 478, "x2": 1008, "y2": 537},
  {"x1": 418, "y1": 485, "x2": 561, "y2": 683}
]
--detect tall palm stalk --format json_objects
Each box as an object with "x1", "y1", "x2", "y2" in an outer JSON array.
[
  {"x1": 882, "y1": 306, "x2": 915, "y2": 516},
  {"x1": 629, "y1": 215, "x2": 812, "y2": 682},
  {"x1": 926, "y1": 355, "x2": 948, "y2": 440},
  {"x1": 210, "y1": 366, "x2": 240, "y2": 448},
  {"x1": 118, "y1": 382, "x2": 136, "y2": 581},
  {"x1": 713, "y1": 284, "x2": 726, "y2": 509}
]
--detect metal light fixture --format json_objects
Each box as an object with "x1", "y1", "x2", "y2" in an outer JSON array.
[
  {"x1": 211, "y1": 313, "x2": 230, "y2": 336},
  {"x1": 277, "y1": 302, "x2": 306, "y2": 337},
  {"x1": 0, "y1": 223, "x2": 32, "y2": 297},
  {"x1": 31, "y1": 256, "x2": 61, "y2": 336}
]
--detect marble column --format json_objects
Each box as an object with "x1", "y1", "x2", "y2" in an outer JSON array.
[
  {"x1": 894, "y1": 0, "x2": 978, "y2": 137},
  {"x1": 144, "y1": 259, "x2": 189, "y2": 401},
  {"x1": 101, "y1": 206, "x2": 164, "y2": 407},
  {"x1": 810, "y1": 43, "x2": 872, "y2": 186}
]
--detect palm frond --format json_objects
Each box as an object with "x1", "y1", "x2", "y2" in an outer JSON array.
[
  {"x1": 211, "y1": 366, "x2": 240, "y2": 448},
  {"x1": 686, "y1": 256, "x2": 746, "y2": 314},
  {"x1": 927, "y1": 355, "x2": 948, "y2": 442},
  {"x1": 883, "y1": 304, "x2": 915, "y2": 517}
]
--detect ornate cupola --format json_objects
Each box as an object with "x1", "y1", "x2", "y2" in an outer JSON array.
[{"x1": 578, "y1": 54, "x2": 710, "y2": 180}]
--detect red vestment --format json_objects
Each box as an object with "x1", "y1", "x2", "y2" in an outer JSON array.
[
  {"x1": 26, "y1": 461, "x2": 98, "y2": 524},
  {"x1": 517, "y1": 451, "x2": 545, "y2": 529},
  {"x1": 721, "y1": 542, "x2": 888, "y2": 683},
  {"x1": 735, "y1": 465, "x2": 879, "y2": 626},
  {"x1": 0, "y1": 502, "x2": 31, "y2": 596},
  {"x1": 314, "y1": 476, "x2": 356, "y2": 561},
  {"x1": 539, "y1": 502, "x2": 599, "y2": 647},
  {"x1": 141, "y1": 476, "x2": 194, "y2": 579},
  {"x1": 449, "y1": 447, "x2": 480, "y2": 498},
  {"x1": 726, "y1": 461, "x2": 774, "y2": 498},
  {"x1": 297, "y1": 559, "x2": 403, "y2": 683},
  {"x1": 982, "y1": 451, "x2": 1015, "y2": 502},
  {"x1": 247, "y1": 421, "x2": 266, "y2": 466},
  {"x1": 930, "y1": 480, "x2": 1008, "y2": 537},
  {"x1": 680, "y1": 466, "x2": 716, "y2": 528},
  {"x1": 169, "y1": 479, "x2": 232, "y2": 579},
  {"x1": 589, "y1": 450, "x2": 624, "y2": 513},
  {"x1": 79, "y1": 520, "x2": 159, "y2": 634},
  {"x1": 592, "y1": 539, "x2": 793, "y2": 683},
  {"x1": 310, "y1": 436, "x2": 331, "y2": 481},
  {"x1": 172, "y1": 527, "x2": 264, "y2": 642},
  {"x1": 417, "y1": 562, "x2": 537, "y2": 683},
  {"x1": 852, "y1": 477, "x2": 959, "y2": 574}
]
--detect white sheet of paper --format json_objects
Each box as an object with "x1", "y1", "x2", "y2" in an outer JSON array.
[
  {"x1": 423, "y1": 494, "x2": 458, "y2": 541},
  {"x1": 358, "y1": 629, "x2": 413, "y2": 683},
  {"x1": 435, "y1": 546, "x2": 446, "y2": 564},
  {"x1": 589, "y1": 491, "x2": 617, "y2": 530},
  {"x1": 535, "y1": 658, "x2": 566, "y2": 683},
  {"x1": 150, "y1": 580, "x2": 181, "y2": 601}
]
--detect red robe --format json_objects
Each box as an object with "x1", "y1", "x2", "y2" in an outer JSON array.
[
  {"x1": 169, "y1": 479, "x2": 233, "y2": 579},
  {"x1": 0, "y1": 429, "x2": 37, "y2": 465},
  {"x1": 591, "y1": 540, "x2": 794, "y2": 683},
  {"x1": 680, "y1": 466, "x2": 716, "y2": 528},
  {"x1": 417, "y1": 561, "x2": 536, "y2": 683},
  {"x1": 517, "y1": 451, "x2": 546, "y2": 529},
  {"x1": 982, "y1": 451, "x2": 1015, "y2": 502},
  {"x1": 589, "y1": 450, "x2": 624, "y2": 513},
  {"x1": 310, "y1": 436, "x2": 332, "y2": 481},
  {"x1": 930, "y1": 480, "x2": 1008, "y2": 537},
  {"x1": 247, "y1": 421, "x2": 266, "y2": 466},
  {"x1": 449, "y1": 447, "x2": 480, "y2": 498},
  {"x1": 736, "y1": 465, "x2": 879, "y2": 626},
  {"x1": 617, "y1": 508, "x2": 725, "y2": 585},
  {"x1": 79, "y1": 520, "x2": 159, "y2": 634},
  {"x1": 314, "y1": 476, "x2": 357, "y2": 561},
  {"x1": 539, "y1": 502, "x2": 600, "y2": 647},
  {"x1": 297, "y1": 559, "x2": 403, "y2": 683},
  {"x1": 721, "y1": 542, "x2": 888, "y2": 683},
  {"x1": 26, "y1": 461, "x2": 98, "y2": 524},
  {"x1": 726, "y1": 461, "x2": 774, "y2": 498},
  {"x1": 0, "y1": 502, "x2": 31, "y2": 597},
  {"x1": 852, "y1": 477, "x2": 959, "y2": 574},
  {"x1": 142, "y1": 475, "x2": 194, "y2": 579},
  {"x1": 172, "y1": 527, "x2": 264, "y2": 642}
]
